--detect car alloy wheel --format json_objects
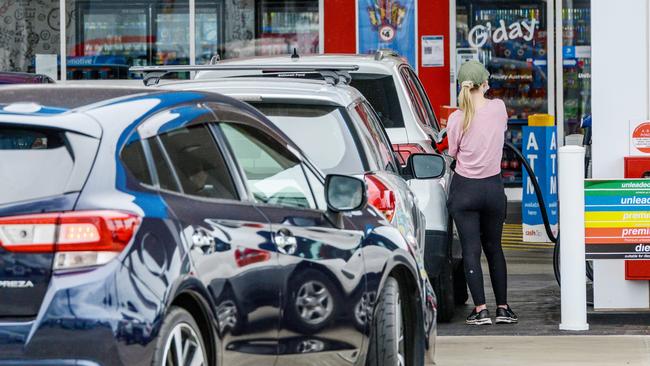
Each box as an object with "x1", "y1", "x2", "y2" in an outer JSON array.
[
  {"x1": 295, "y1": 280, "x2": 333, "y2": 325},
  {"x1": 354, "y1": 291, "x2": 376, "y2": 328},
  {"x1": 216, "y1": 300, "x2": 238, "y2": 332},
  {"x1": 297, "y1": 339, "x2": 325, "y2": 353},
  {"x1": 161, "y1": 322, "x2": 206, "y2": 366}
]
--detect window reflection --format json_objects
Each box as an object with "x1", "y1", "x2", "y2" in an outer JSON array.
[
  {"x1": 456, "y1": 1, "x2": 548, "y2": 122},
  {"x1": 0, "y1": 2, "x2": 61, "y2": 77},
  {"x1": 456, "y1": 0, "x2": 549, "y2": 187},
  {"x1": 62, "y1": 0, "x2": 319, "y2": 80},
  {"x1": 562, "y1": 1, "x2": 591, "y2": 135}
]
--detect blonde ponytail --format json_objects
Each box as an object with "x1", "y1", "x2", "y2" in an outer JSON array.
[{"x1": 458, "y1": 80, "x2": 475, "y2": 133}]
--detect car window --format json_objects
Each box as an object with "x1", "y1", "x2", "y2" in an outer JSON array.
[
  {"x1": 0, "y1": 126, "x2": 74, "y2": 204},
  {"x1": 250, "y1": 102, "x2": 366, "y2": 175},
  {"x1": 121, "y1": 140, "x2": 153, "y2": 185},
  {"x1": 304, "y1": 165, "x2": 327, "y2": 210},
  {"x1": 157, "y1": 125, "x2": 238, "y2": 200},
  {"x1": 353, "y1": 102, "x2": 396, "y2": 172},
  {"x1": 360, "y1": 102, "x2": 399, "y2": 172},
  {"x1": 149, "y1": 138, "x2": 179, "y2": 192},
  {"x1": 220, "y1": 123, "x2": 316, "y2": 210},
  {"x1": 349, "y1": 73, "x2": 405, "y2": 128},
  {"x1": 407, "y1": 68, "x2": 440, "y2": 131},
  {"x1": 399, "y1": 67, "x2": 431, "y2": 129}
]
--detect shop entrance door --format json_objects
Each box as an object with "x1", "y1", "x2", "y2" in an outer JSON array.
[
  {"x1": 451, "y1": 0, "x2": 592, "y2": 187},
  {"x1": 556, "y1": 0, "x2": 592, "y2": 145},
  {"x1": 453, "y1": 0, "x2": 555, "y2": 188}
]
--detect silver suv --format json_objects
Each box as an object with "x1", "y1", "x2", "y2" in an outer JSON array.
[
  {"x1": 150, "y1": 69, "x2": 446, "y2": 268},
  {"x1": 186, "y1": 54, "x2": 464, "y2": 322}
]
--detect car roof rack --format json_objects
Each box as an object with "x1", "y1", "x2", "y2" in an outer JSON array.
[
  {"x1": 374, "y1": 49, "x2": 401, "y2": 61},
  {"x1": 228, "y1": 70, "x2": 354, "y2": 86},
  {"x1": 128, "y1": 64, "x2": 360, "y2": 86}
]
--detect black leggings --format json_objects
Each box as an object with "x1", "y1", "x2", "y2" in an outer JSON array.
[{"x1": 448, "y1": 173, "x2": 508, "y2": 306}]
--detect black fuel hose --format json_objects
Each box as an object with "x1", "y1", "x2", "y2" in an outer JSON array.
[
  {"x1": 503, "y1": 141, "x2": 563, "y2": 284},
  {"x1": 504, "y1": 141, "x2": 558, "y2": 244},
  {"x1": 503, "y1": 142, "x2": 593, "y2": 286}
]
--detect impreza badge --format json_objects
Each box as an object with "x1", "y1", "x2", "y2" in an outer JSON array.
[{"x1": 0, "y1": 280, "x2": 34, "y2": 288}]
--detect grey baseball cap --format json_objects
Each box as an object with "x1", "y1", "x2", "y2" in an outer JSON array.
[{"x1": 458, "y1": 60, "x2": 490, "y2": 87}]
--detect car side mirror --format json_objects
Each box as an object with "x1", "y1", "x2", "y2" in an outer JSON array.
[
  {"x1": 405, "y1": 153, "x2": 446, "y2": 180},
  {"x1": 325, "y1": 174, "x2": 367, "y2": 212}
]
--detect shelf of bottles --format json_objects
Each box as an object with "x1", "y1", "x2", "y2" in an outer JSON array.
[
  {"x1": 562, "y1": 3, "x2": 591, "y2": 135},
  {"x1": 502, "y1": 125, "x2": 524, "y2": 185}
]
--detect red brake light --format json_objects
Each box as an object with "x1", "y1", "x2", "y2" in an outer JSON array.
[
  {"x1": 392, "y1": 143, "x2": 426, "y2": 165},
  {"x1": 365, "y1": 174, "x2": 396, "y2": 222},
  {"x1": 0, "y1": 211, "x2": 141, "y2": 270},
  {"x1": 235, "y1": 248, "x2": 271, "y2": 267}
]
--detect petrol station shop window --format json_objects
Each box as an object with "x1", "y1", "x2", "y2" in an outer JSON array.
[
  {"x1": 456, "y1": 0, "x2": 549, "y2": 187},
  {"x1": 456, "y1": 0, "x2": 549, "y2": 122},
  {"x1": 0, "y1": 2, "x2": 61, "y2": 78},
  {"x1": 64, "y1": 0, "x2": 319, "y2": 80}
]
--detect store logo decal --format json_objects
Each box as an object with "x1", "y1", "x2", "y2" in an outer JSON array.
[{"x1": 468, "y1": 19, "x2": 538, "y2": 48}]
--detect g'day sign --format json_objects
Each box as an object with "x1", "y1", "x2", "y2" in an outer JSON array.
[{"x1": 585, "y1": 180, "x2": 650, "y2": 259}]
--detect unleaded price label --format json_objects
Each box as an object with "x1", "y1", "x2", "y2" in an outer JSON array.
[{"x1": 584, "y1": 179, "x2": 650, "y2": 259}]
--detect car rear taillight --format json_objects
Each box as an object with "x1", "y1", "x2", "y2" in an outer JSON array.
[
  {"x1": 392, "y1": 143, "x2": 427, "y2": 165},
  {"x1": 0, "y1": 211, "x2": 141, "y2": 270},
  {"x1": 235, "y1": 248, "x2": 271, "y2": 267},
  {"x1": 365, "y1": 174, "x2": 396, "y2": 222}
]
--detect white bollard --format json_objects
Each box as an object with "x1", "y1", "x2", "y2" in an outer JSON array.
[{"x1": 558, "y1": 145, "x2": 589, "y2": 331}]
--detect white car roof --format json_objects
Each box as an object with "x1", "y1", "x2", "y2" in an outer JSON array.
[
  {"x1": 158, "y1": 76, "x2": 366, "y2": 107},
  {"x1": 194, "y1": 54, "x2": 402, "y2": 80}
]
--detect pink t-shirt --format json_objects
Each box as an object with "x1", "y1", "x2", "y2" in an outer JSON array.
[{"x1": 447, "y1": 99, "x2": 508, "y2": 179}]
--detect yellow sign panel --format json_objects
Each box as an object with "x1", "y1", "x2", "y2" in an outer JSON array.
[
  {"x1": 528, "y1": 114, "x2": 555, "y2": 127},
  {"x1": 585, "y1": 211, "x2": 650, "y2": 222}
]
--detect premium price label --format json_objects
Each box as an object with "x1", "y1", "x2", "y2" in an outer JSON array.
[{"x1": 585, "y1": 180, "x2": 650, "y2": 259}]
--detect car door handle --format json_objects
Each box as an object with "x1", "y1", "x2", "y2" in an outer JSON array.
[{"x1": 274, "y1": 228, "x2": 297, "y2": 255}]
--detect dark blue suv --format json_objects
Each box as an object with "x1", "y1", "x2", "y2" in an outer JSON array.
[{"x1": 0, "y1": 86, "x2": 438, "y2": 366}]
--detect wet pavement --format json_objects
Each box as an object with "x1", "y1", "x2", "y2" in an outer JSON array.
[{"x1": 438, "y1": 230, "x2": 650, "y2": 336}]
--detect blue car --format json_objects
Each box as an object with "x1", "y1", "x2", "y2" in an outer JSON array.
[{"x1": 0, "y1": 85, "x2": 439, "y2": 366}]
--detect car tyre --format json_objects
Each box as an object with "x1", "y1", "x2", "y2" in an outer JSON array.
[
  {"x1": 152, "y1": 306, "x2": 208, "y2": 366},
  {"x1": 453, "y1": 260, "x2": 469, "y2": 305},
  {"x1": 432, "y1": 258, "x2": 455, "y2": 322},
  {"x1": 366, "y1": 277, "x2": 409, "y2": 366}
]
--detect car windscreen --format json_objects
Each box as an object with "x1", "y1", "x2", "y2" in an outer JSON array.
[
  {"x1": 350, "y1": 73, "x2": 405, "y2": 129},
  {"x1": 0, "y1": 126, "x2": 74, "y2": 205},
  {"x1": 249, "y1": 102, "x2": 366, "y2": 175}
]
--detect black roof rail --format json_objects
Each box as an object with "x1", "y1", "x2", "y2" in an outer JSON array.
[
  {"x1": 129, "y1": 64, "x2": 360, "y2": 86},
  {"x1": 229, "y1": 69, "x2": 353, "y2": 86},
  {"x1": 374, "y1": 49, "x2": 401, "y2": 61},
  {"x1": 209, "y1": 54, "x2": 221, "y2": 64}
]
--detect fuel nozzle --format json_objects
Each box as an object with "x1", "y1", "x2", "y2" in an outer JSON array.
[{"x1": 433, "y1": 128, "x2": 448, "y2": 154}]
